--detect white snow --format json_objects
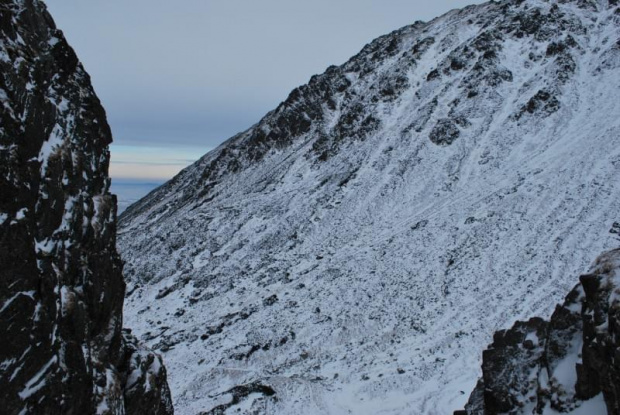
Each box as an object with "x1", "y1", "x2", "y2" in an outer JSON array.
[
  {"x1": 550, "y1": 338, "x2": 582, "y2": 389},
  {"x1": 15, "y1": 208, "x2": 27, "y2": 220},
  {"x1": 38, "y1": 123, "x2": 64, "y2": 177},
  {"x1": 525, "y1": 331, "x2": 539, "y2": 346},
  {"x1": 18, "y1": 356, "x2": 57, "y2": 400}
]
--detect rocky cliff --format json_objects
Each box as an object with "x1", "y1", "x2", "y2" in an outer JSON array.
[
  {"x1": 118, "y1": 0, "x2": 620, "y2": 413},
  {"x1": 460, "y1": 248, "x2": 620, "y2": 414},
  {"x1": 0, "y1": 0, "x2": 172, "y2": 413}
]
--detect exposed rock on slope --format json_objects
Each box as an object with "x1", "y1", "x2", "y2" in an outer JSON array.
[
  {"x1": 460, "y1": 248, "x2": 620, "y2": 414},
  {"x1": 119, "y1": 0, "x2": 620, "y2": 413},
  {"x1": 0, "y1": 1, "x2": 172, "y2": 413}
]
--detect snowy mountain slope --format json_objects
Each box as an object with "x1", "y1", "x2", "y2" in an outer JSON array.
[{"x1": 118, "y1": 0, "x2": 620, "y2": 413}]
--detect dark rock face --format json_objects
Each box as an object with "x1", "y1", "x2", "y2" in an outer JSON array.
[
  {"x1": 459, "y1": 248, "x2": 620, "y2": 414},
  {"x1": 121, "y1": 332, "x2": 174, "y2": 415},
  {"x1": 515, "y1": 89, "x2": 561, "y2": 120},
  {"x1": 429, "y1": 118, "x2": 461, "y2": 146},
  {"x1": 0, "y1": 1, "x2": 172, "y2": 414},
  {"x1": 199, "y1": 382, "x2": 276, "y2": 415},
  {"x1": 478, "y1": 317, "x2": 549, "y2": 413}
]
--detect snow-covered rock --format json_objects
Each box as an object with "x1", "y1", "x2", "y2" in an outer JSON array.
[
  {"x1": 118, "y1": 0, "x2": 620, "y2": 413},
  {"x1": 121, "y1": 331, "x2": 174, "y2": 415},
  {"x1": 0, "y1": 1, "x2": 172, "y2": 414},
  {"x1": 461, "y1": 248, "x2": 620, "y2": 414}
]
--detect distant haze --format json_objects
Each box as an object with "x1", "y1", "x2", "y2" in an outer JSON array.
[{"x1": 44, "y1": 0, "x2": 485, "y2": 180}]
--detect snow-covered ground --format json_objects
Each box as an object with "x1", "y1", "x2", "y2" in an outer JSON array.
[{"x1": 118, "y1": 1, "x2": 620, "y2": 413}]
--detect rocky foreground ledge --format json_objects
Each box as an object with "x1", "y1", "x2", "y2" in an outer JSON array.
[
  {"x1": 457, "y1": 248, "x2": 620, "y2": 414},
  {"x1": 0, "y1": 0, "x2": 172, "y2": 413}
]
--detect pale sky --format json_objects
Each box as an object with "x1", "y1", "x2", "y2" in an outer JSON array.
[{"x1": 44, "y1": 0, "x2": 485, "y2": 181}]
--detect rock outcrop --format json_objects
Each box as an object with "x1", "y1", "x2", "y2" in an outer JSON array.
[
  {"x1": 459, "y1": 248, "x2": 620, "y2": 414},
  {"x1": 0, "y1": 0, "x2": 172, "y2": 413}
]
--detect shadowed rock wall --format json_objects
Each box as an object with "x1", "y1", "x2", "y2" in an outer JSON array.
[{"x1": 0, "y1": 1, "x2": 172, "y2": 413}]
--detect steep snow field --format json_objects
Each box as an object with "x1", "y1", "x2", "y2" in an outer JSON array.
[{"x1": 118, "y1": 0, "x2": 620, "y2": 413}]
